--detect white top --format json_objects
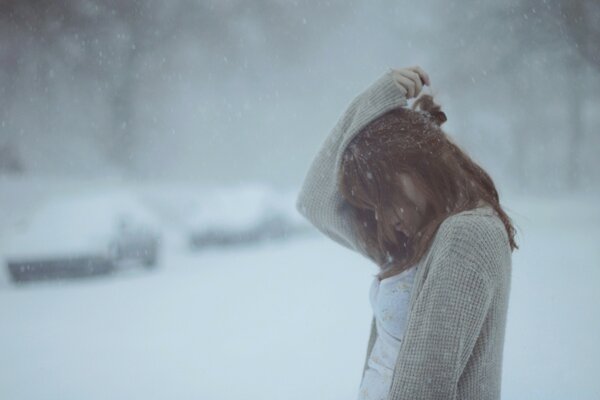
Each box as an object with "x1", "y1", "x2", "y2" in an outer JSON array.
[{"x1": 356, "y1": 263, "x2": 419, "y2": 400}]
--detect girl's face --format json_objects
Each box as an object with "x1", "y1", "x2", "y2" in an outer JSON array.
[{"x1": 390, "y1": 173, "x2": 429, "y2": 237}]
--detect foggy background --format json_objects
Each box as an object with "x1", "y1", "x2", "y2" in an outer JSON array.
[
  {"x1": 1, "y1": 1, "x2": 599, "y2": 399},
  {"x1": 1, "y1": 0, "x2": 598, "y2": 190}
]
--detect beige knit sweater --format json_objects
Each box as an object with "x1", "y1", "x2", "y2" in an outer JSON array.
[{"x1": 295, "y1": 69, "x2": 513, "y2": 400}]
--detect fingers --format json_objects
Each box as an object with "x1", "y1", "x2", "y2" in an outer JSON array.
[
  {"x1": 390, "y1": 66, "x2": 431, "y2": 99},
  {"x1": 390, "y1": 71, "x2": 409, "y2": 97},
  {"x1": 395, "y1": 74, "x2": 417, "y2": 98},
  {"x1": 402, "y1": 69, "x2": 423, "y2": 96},
  {"x1": 393, "y1": 70, "x2": 421, "y2": 98},
  {"x1": 409, "y1": 65, "x2": 431, "y2": 86}
]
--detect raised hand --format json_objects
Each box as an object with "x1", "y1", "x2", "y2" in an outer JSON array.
[{"x1": 389, "y1": 66, "x2": 431, "y2": 99}]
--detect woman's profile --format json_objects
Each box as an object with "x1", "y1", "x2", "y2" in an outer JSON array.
[{"x1": 296, "y1": 66, "x2": 517, "y2": 400}]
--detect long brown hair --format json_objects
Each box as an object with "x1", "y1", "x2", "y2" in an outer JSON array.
[{"x1": 338, "y1": 94, "x2": 518, "y2": 280}]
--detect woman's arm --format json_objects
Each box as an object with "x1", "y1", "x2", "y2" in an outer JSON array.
[
  {"x1": 295, "y1": 68, "x2": 415, "y2": 254},
  {"x1": 387, "y1": 217, "x2": 498, "y2": 400}
]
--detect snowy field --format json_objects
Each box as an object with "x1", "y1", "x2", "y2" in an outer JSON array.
[{"x1": 0, "y1": 178, "x2": 599, "y2": 400}]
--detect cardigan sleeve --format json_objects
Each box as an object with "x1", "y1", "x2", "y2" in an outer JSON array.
[
  {"x1": 295, "y1": 69, "x2": 408, "y2": 256},
  {"x1": 387, "y1": 220, "x2": 497, "y2": 400}
]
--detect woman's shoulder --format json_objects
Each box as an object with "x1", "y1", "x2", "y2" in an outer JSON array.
[
  {"x1": 432, "y1": 206, "x2": 511, "y2": 283},
  {"x1": 439, "y1": 206, "x2": 506, "y2": 242}
]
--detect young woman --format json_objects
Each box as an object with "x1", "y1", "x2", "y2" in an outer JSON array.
[{"x1": 295, "y1": 66, "x2": 517, "y2": 400}]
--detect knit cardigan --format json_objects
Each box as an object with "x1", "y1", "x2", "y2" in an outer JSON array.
[{"x1": 295, "y1": 69, "x2": 513, "y2": 400}]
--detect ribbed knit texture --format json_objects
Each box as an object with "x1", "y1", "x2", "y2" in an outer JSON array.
[{"x1": 295, "y1": 69, "x2": 512, "y2": 400}]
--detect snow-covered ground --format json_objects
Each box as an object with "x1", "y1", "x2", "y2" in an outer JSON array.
[{"x1": 0, "y1": 178, "x2": 599, "y2": 399}]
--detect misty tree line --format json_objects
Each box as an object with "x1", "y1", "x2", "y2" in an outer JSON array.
[
  {"x1": 0, "y1": 0, "x2": 352, "y2": 174},
  {"x1": 427, "y1": 0, "x2": 599, "y2": 190},
  {"x1": 0, "y1": 0, "x2": 598, "y2": 191}
]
